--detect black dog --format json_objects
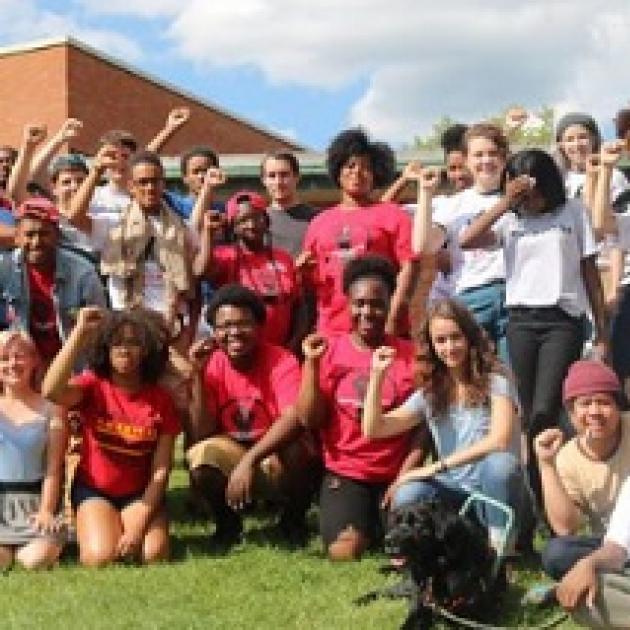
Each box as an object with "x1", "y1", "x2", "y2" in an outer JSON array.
[{"x1": 356, "y1": 499, "x2": 503, "y2": 629}]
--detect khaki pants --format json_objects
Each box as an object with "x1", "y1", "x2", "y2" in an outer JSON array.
[
  {"x1": 572, "y1": 572, "x2": 630, "y2": 629},
  {"x1": 186, "y1": 435, "x2": 282, "y2": 499}
]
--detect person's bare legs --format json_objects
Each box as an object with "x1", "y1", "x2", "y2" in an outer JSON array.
[
  {"x1": 76, "y1": 498, "x2": 122, "y2": 567},
  {"x1": 120, "y1": 502, "x2": 170, "y2": 564},
  {"x1": 15, "y1": 539, "x2": 62, "y2": 570},
  {"x1": 327, "y1": 527, "x2": 370, "y2": 561},
  {"x1": 0, "y1": 545, "x2": 14, "y2": 569}
]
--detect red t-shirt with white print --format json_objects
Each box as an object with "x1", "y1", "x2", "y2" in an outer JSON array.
[{"x1": 318, "y1": 334, "x2": 416, "y2": 483}]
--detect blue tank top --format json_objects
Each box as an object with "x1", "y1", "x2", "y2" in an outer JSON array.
[{"x1": 0, "y1": 406, "x2": 50, "y2": 483}]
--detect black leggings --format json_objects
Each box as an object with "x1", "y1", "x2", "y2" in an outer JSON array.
[{"x1": 507, "y1": 307, "x2": 584, "y2": 504}]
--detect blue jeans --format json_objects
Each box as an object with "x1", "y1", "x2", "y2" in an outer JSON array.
[
  {"x1": 392, "y1": 451, "x2": 527, "y2": 530},
  {"x1": 457, "y1": 281, "x2": 508, "y2": 364},
  {"x1": 541, "y1": 535, "x2": 601, "y2": 580}
]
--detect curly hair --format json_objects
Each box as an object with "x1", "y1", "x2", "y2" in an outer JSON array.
[
  {"x1": 417, "y1": 299, "x2": 505, "y2": 417},
  {"x1": 206, "y1": 284, "x2": 267, "y2": 326},
  {"x1": 326, "y1": 127, "x2": 395, "y2": 189},
  {"x1": 342, "y1": 254, "x2": 397, "y2": 296},
  {"x1": 89, "y1": 309, "x2": 169, "y2": 384}
]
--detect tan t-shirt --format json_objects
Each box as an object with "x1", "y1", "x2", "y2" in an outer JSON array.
[{"x1": 556, "y1": 416, "x2": 630, "y2": 535}]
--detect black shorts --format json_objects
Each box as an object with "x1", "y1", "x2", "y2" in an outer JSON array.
[
  {"x1": 71, "y1": 480, "x2": 144, "y2": 512},
  {"x1": 319, "y1": 470, "x2": 388, "y2": 547}
]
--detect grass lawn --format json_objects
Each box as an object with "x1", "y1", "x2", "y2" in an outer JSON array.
[{"x1": 0, "y1": 450, "x2": 582, "y2": 630}]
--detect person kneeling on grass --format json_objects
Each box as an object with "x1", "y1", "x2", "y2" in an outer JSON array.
[
  {"x1": 0, "y1": 330, "x2": 66, "y2": 570},
  {"x1": 361, "y1": 298, "x2": 529, "y2": 555},
  {"x1": 536, "y1": 360, "x2": 630, "y2": 580},
  {"x1": 41, "y1": 307, "x2": 180, "y2": 567},
  {"x1": 296, "y1": 256, "x2": 427, "y2": 561},
  {"x1": 186, "y1": 284, "x2": 319, "y2": 548}
]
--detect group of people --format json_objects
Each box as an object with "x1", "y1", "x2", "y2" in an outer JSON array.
[{"x1": 1, "y1": 103, "x2": 630, "y2": 625}]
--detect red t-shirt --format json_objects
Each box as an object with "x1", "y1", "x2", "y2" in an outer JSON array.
[
  {"x1": 303, "y1": 202, "x2": 413, "y2": 336},
  {"x1": 211, "y1": 245, "x2": 299, "y2": 346},
  {"x1": 203, "y1": 342, "x2": 300, "y2": 443},
  {"x1": 73, "y1": 371, "x2": 181, "y2": 497},
  {"x1": 27, "y1": 266, "x2": 62, "y2": 363},
  {"x1": 319, "y1": 334, "x2": 416, "y2": 483}
]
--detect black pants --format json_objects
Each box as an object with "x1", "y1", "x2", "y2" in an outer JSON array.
[{"x1": 507, "y1": 307, "x2": 584, "y2": 505}]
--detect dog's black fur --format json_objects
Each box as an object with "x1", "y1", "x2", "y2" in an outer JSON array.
[{"x1": 356, "y1": 500, "x2": 503, "y2": 629}]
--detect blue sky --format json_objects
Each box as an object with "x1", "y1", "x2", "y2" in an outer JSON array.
[{"x1": 0, "y1": 0, "x2": 628, "y2": 149}]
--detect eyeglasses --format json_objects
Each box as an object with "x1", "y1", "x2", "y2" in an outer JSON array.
[
  {"x1": 213, "y1": 321, "x2": 256, "y2": 333},
  {"x1": 133, "y1": 177, "x2": 163, "y2": 187}
]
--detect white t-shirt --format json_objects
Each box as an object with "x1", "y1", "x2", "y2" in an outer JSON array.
[
  {"x1": 434, "y1": 187, "x2": 505, "y2": 294},
  {"x1": 566, "y1": 168, "x2": 628, "y2": 203},
  {"x1": 492, "y1": 199, "x2": 598, "y2": 317},
  {"x1": 90, "y1": 182, "x2": 131, "y2": 218},
  {"x1": 405, "y1": 194, "x2": 456, "y2": 301},
  {"x1": 605, "y1": 476, "x2": 630, "y2": 555}
]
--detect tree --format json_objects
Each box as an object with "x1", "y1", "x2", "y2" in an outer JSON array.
[{"x1": 413, "y1": 106, "x2": 554, "y2": 151}]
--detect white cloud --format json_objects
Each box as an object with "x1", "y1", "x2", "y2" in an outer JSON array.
[
  {"x1": 156, "y1": 0, "x2": 630, "y2": 142},
  {"x1": 2, "y1": 1, "x2": 630, "y2": 144},
  {"x1": 75, "y1": 0, "x2": 182, "y2": 18},
  {"x1": 0, "y1": 0, "x2": 142, "y2": 61}
]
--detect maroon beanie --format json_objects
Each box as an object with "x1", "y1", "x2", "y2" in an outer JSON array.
[{"x1": 562, "y1": 360, "x2": 621, "y2": 404}]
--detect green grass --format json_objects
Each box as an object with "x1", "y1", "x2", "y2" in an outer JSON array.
[{"x1": 0, "y1": 452, "x2": 582, "y2": 630}]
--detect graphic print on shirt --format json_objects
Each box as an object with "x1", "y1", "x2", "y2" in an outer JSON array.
[
  {"x1": 329, "y1": 224, "x2": 371, "y2": 267},
  {"x1": 219, "y1": 397, "x2": 273, "y2": 442},
  {"x1": 92, "y1": 415, "x2": 159, "y2": 458},
  {"x1": 332, "y1": 365, "x2": 401, "y2": 423}
]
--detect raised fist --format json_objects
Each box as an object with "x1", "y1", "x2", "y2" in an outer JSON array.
[
  {"x1": 166, "y1": 107, "x2": 190, "y2": 129},
  {"x1": 76, "y1": 306, "x2": 106, "y2": 334},
  {"x1": 189, "y1": 337, "x2": 215, "y2": 370},
  {"x1": 600, "y1": 140, "x2": 625, "y2": 168},
  {"x1": 533, "y1": 428, "x2": 564, "y2": 464},
  {"x1": 505, "y1": 107, "x2": 528, "y2": 130},
  {"x1": 302, "y1": 333, "x2": 327, "y2": 361},
  {"x1": 202, "y1": 210, "x2": 226, "y2": 234},
  {"x1": 203, "y1": 167, "x2": 227, "y2": 189},
  {"x1": 58, "y1": 118, "x2": 83, "y2": 142},
  {"x1": 419, "y1": 167, "x2": 441, "y2": 192},
  {"x1": 371, "y1": 346, "x2": 396, "y2": 373},
  {"x1": 24, "y1": 124, "x2": 47, "y2": 145},
  {"x1": 402, "y1": 160, "x2": 423, "y2": 182}
]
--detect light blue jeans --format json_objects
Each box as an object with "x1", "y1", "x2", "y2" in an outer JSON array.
[
  {"x1": 457, "y1": 280, "x2": 509, "y2": 365},
  {"x1": 392, "y1": 451, "x2": 529, "y2": 530}
]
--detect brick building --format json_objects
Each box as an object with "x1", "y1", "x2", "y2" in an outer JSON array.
[{"x1": 0, "y1": 36, "x2": 304, "y2": 155}]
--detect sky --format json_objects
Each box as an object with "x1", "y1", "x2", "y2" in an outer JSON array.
[{"x1": 0, "y1": 0, "x2": 628, "y2": 150}]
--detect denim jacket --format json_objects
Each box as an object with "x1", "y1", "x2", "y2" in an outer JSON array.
[{"x1": 0, "y1": 247, "x2": 107, "y2": 341}]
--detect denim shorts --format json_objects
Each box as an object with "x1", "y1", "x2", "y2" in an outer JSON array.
[{"x1": 71, "y1": 479, "x2": 144, "y2": 512}]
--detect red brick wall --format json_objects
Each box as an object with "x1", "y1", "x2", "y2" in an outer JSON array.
[
  {"x1": 66, "y1": 45, "x2": 301, "y2": 155},
  {"x1": 0, "y1": 42, "x2": 301, "y2": 155},
  {"x1": 0, "y1": 46, "x2": 69, "y2": 149}
]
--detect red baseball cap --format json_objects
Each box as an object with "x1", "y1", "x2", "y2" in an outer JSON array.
[
  {"x1": 226, "y1": 191, "x2": 268, "y2": 222},
  {"x1": 15, "y1": 197, "x2": 60, "y2": 224}
]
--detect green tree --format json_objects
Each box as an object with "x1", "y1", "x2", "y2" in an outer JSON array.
[{"x1": 413, "y1": 106, "x2": 554, "y2": 150}]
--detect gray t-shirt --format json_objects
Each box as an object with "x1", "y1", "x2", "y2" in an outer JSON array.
[
  {"x1": 492, "y1": 199, "x2": 598, "y2": 317},
  {"x1": 268, "y1": 203, "x2": 318, "y2": 258},
  {"x1": 400, "y1": 373, "x2": 520, "y2": 490}
]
